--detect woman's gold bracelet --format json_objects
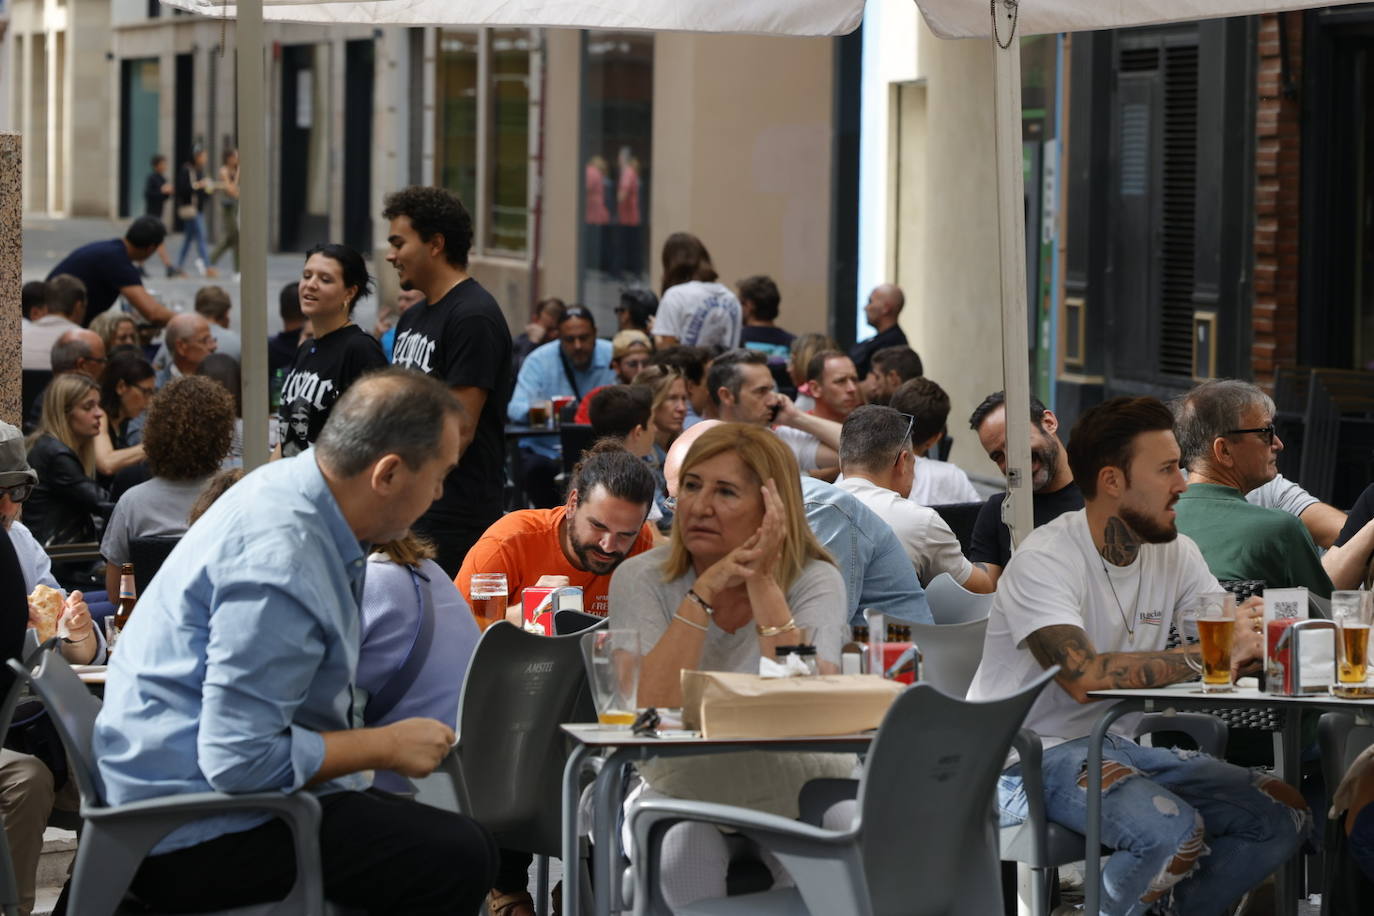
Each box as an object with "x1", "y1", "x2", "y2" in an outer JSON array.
[{"x1": 755, "y1": 619, "x2": 798, "y2": 638}]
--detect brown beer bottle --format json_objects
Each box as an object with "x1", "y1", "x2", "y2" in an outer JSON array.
[{"x1": 112, "y1": 564, "x2": 136, "y2": 642}]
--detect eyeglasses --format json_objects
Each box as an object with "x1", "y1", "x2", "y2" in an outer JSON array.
[
  {"x1": 894, "y1": 412, "x2": 916, "y2": 464},
  {"x1": 0, "y1": 484, "x2": 33, "y2": 504},
  {"x1": 1224, "y1": 425, "x2": 1277, "y2": 445}
]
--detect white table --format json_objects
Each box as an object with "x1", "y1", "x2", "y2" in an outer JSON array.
[
  {"x1": 1084, "y1": 684, "x2": 1374, "y2": 916},
  {"x1": 559, "y1": 724, "x2": 873, "y2": 916}
]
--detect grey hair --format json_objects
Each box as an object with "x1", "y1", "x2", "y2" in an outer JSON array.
[
  {"x1": 706, "y1": 348, "x2": 769, "y2": 407},
  {"x1": 1170, "y1": 379, "x2": 1275, "y2": 468},
  {"x1": 50, "y1": 333, "x2": 93, "y2": 373},
  {"x1": 839, "y1": 404, "x2": 913, "y2": 472},
  {"x1": 315, "y1": 368, "x2": 464, "y2": 478}
]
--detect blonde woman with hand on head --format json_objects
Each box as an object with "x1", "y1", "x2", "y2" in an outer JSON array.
[{"x1": 607, "y1": 422, "x2": 853, "y2": 909}]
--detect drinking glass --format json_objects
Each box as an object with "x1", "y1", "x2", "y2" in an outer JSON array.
[
  {"x1": 1181, "y1": 592, "x2": 1236, "y2": 693},
  {"x1": 469, "y1": 573, "x2": 509, "y2": 631},
  {"x1": 1333, "y1": 590, "x2": 1371, "y2": 685},
  {"x1": 586, "y1": 630, "x2": 642, "y2": 728},
  {"x1": 529, "y1": 400, "x2": 552, "y2": 427}
]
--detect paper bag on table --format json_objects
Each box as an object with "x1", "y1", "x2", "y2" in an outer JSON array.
[{"x1": 680, "y1": 670, "x2": 904, "y2": 739}]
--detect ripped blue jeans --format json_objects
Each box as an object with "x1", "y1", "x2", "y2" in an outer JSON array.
[{"x1": 998, "y1": 735, "x2": 1310, "y2": 916}]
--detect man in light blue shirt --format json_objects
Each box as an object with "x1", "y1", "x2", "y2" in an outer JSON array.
[
  {"x1": 508, "y1": 306, "x2": 616, "y2": 506},
  {"x1": 94, "y1": 369, "x2": 496, "y2": 914}
]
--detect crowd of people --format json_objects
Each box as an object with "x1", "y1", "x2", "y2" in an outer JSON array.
[{"x1": 11, "y1": 181, "x2": 1374, "y2": 916}]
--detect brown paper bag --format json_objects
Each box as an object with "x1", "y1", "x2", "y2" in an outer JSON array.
[{"x1": 680, "y1": 671, "x2": 904, "y2": 739}]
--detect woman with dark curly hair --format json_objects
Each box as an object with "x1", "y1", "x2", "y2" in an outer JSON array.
[
  {"x1": 100, "y1": 375, "x2": 236, "y2": 598},
  {"x1": 276, "y1": 243, "x2": 387, "y2": 459}
]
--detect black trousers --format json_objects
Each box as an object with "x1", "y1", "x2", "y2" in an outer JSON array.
[
  {"x1": 130, "y1": 789, "x2": 498, "y2": 915},
  {"x1": 413, "y1": 516, "x2": 494, "y2": 579}
]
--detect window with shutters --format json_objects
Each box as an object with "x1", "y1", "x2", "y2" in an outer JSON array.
[{"x1": 1107, "y1": 33, "x2": 1201, "y2": 385}]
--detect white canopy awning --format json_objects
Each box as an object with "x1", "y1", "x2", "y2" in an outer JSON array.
[
  {"x1": 913, "y1": 0, "x2": 1369, "y2": 39},
  {"x1": 160, "y1": 0, "x2": 866, "y2": 36}
]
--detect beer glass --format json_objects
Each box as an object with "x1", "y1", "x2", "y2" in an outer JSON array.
[
  {"x1": 469, "y1": 573, "x2": 509, "y2": 631},
  {"x1": 529, "y1": 400, "x2": 552, "y2": 427},
  {"x1": 1181, "y1": 592, "x2": 1236, "y2": 692},
  {"x1": 586, "y1": 630, "x2": 642, "y2": 728},
  {"x1": 1333, "y1": 590, "x2": 1371, "y2": 685}
]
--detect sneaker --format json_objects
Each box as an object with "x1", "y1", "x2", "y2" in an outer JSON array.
[{"x1": 166, "y1": 266, "x2": 184, "y2": 278}]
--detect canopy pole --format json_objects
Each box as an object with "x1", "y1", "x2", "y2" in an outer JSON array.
[
  {"x1": 238, "y1": 0, "x2": 269, "y2": 470},
  {"x1": 993, "y1": 34, "x2": 1034, "y2": 550}
]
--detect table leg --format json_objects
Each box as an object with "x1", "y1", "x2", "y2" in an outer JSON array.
[
  {"x1": 592, "y1": 751, "x2": 632, "y2": 916},
  {"x1": 1275, "y1": 708, "x2": 1302, "y2": 916},
  {"x1": 562, "y1": 744, "x2": 594, "y2": 916},
  {"x1": 1083, "y1": 701, "x2": 1141, "y2": 916}
]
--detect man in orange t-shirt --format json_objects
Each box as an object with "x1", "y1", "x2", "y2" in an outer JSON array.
[{"x1": 456, "y1": 442, "x2": 657, "y2": 618}]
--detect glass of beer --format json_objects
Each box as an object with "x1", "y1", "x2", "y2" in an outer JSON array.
[
  {"x1": 1181, "y1": 592, "x2": 1236, "y2": 692},
  {"x1": 1333, "y1": 590, "x2": 1371, "y2": 685},
  {"x1": 469, "y1": 573, "x2": 509, "y2": 631},
  {"x1": 585, "y1": 630, "x2": 641, "y2": 728},
  {"x1": 528, "y1": 400, "x2": 551, "y2": 427}
]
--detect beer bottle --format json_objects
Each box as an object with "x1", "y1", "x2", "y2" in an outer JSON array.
[{"x1": 111, "y1": 563, "x2": 136, "y2": 645}]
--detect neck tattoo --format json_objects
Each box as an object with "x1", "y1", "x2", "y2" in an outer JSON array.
[{"x1": 1100, "y1": 516, "x2": 1141, "y2": 567}]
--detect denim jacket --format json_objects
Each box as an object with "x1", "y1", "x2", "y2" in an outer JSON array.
[{"x1": 801, "y1": 477, "x2": 931, "y2": 625}]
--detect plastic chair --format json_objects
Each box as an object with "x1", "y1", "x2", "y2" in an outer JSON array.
[
  {"x1": 5, "y1": 651, "x2": 342, "y2": 916},
  {"x1": 127, "y1": 536, "x2": 181, "y2": 596},
  {"x1": 1003, "y1": 712, "x2": 1229, "y2": 916},
  {"x1": 1318, "y1": 711, "x2": 1374, "y2": 915},
  {"x1": 413, "y1": 621, "x2": 598, "y2": 916},
  {"x1": 930, "y1": 502, "x2": 984, "y2": 555},
  {"x1": 553, "y1": 609, "x2": 607, "y2": 635},
  {"x1": 908, "y1": 618, "x2": 988, "y2": 697},
  {"x1": 624, "y1": 668, "x2": 1060, "y2": 916},
  {"x1": 924, "y1": 572, "x2": 994, "y2": 625},
  {"x1": 559, "y1": 424, "x2": 598, "y2": 477}
]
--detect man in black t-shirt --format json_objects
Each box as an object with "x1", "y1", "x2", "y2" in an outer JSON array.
[
  {"x1": 47, "y1": 216, "x2": 174, "y2": 327},
  {"x1": 142, "y1": 154, "x2": 180, "y2": 278},
  {"x1": 383, "y1": 186, "x2": 513, "y2": 576},
  {"x1": 966, "y1": 390, "x2": 1083, "y2": 585},
  {"x1": 850, "y1": 283, "x2": 908, "y2": 392}
]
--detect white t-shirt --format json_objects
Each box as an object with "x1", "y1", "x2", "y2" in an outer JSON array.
[
  {"x1": 835, "y1": 476, "x2": 973, "y2": 587},
  {"x1": 967, "y1": 509, "x2": 1219, "y2": 747},
  {"x1": 910, "y1": 456, "x2": 980, "y2": 506},
  {"x1": 653, "y1": 281, "x2": 742, "y2": 349},
  {"x1": 1247, "y1": 473, "x2": 1318, "y2": 518},
  {"x1": 22, "y1": 314, "x2": 79, "y2": 371},
  {"x1": 773, "y1": 425, "x2": 821, "y2": 471}
]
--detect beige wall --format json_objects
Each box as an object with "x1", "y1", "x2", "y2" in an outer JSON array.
[
  {"x1": 650, "y1": 32, "x2": 835, "y2": 336},
  {"x1": 66, "y1": 0, "x2": 111, "y2": 216},
  {"x1": 901, "y1": 21, "x2": 1005, "y2": 482},
  {"x1": 534, "y1": 28, "x2": 582, "y2": 323}
]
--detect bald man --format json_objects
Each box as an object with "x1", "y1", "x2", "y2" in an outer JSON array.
[
  {"x1": 158, "y1": 313, "x2": 218, "y2": 387},
  {"x1": 52, "y1": 329, "x2": 108, "y2": 383},
  {"x1": 850, "y1": 283, "x2": 908, "y2": 391},
  {"x1": 664, "y1": 420, "x2": 930, "y2": 623}
]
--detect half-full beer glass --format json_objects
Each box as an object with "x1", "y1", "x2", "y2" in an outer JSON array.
[
  {"x1": 1333, "y1": 590, "x2": 1371, "y2": 685},
  {"x1": 1182, "y1": 592, "x2": 1236, "y2": 693}
]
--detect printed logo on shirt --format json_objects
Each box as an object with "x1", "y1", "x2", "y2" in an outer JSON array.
[
  {"x1": 280, "y1": 369, "x2": 336, "y2": 411},
  {"x1": 1138, "y1": 608, "x2": 1164, "y2": 628},
  {"x1": 393, "y1": 329, "x2": 438, "y2": 374},
  {"x1": 683, "y1": 293, "x2": 740, "y2": 346}
]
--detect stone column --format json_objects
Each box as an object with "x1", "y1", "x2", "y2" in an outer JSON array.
[{"x1": 0, "y1": 132, "x2": 20, "y2": 427}]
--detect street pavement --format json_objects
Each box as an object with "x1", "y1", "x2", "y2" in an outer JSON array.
[{"x1": 22, "y1": 215, "x2": 382, "y2": 340}]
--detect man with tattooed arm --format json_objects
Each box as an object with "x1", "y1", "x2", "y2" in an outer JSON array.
[{"x1": 968, "y1": 397, "x2": 1309, "y2": 915}]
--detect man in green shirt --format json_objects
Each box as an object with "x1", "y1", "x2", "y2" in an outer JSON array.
[{"x1": 1172, "y1": 379, "x2": 1332, "y2": 599}]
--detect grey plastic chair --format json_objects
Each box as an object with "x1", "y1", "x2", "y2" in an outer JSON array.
[
  {"x1": 907, "y1": 618, "x2": 988, "y2": 696},
  {"x1": 624, "y1": 668, "x2": 1060, "y2": 916},
  {"x1": 6, "y1": 651, "x2": 341, "y2": 916},
  {"x1": 924, "y1": 572, "x2": 993, "y2": 625},
  {"x1": 412, "y1": 621, "x2": 599, "y2": 916},
  {"x1": 1002, "y1": 712, "x2": 1229, "y2": 916}
]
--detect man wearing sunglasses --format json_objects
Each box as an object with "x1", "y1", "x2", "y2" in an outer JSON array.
[{"x1": 1171, "y1": 379, "x2": 1332, "y2": 600}]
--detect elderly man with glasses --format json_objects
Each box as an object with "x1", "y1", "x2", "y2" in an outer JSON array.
[
  {"x1": 835, "y1": 405, "x2": 994, "y2": 592},
  {"x1": 1171, "y1": 379, "x2": 1333, "y2": 600}
]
